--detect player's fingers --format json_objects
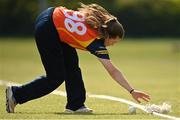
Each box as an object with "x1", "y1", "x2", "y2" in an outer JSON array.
[
  {"x1": 140, "y1": 93, "x2": 150, "y2": 100},
  {"x1": 132, "y1": 95, "x2": 140, "y2": 103},
  {"x1": 135, "y1": 98, "x2": 141, "y2": 103},
  {"x1": 144, "y1": 95, "x2": 150, "y2": 100},
  {"x1": 143, "y1": 93, "x2": 150, "y2": 99},
  {"x1": 141, "y1": 96, "x2": 149, "y2": 102}
]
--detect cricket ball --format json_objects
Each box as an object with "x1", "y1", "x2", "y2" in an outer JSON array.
[{"x1": 128, "y1": 105, "x2": 136, "y2": 114}]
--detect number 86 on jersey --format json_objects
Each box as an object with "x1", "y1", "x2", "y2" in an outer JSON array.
[{"x1": 63, "y1": 10, "x2": 87, "y2": 36}]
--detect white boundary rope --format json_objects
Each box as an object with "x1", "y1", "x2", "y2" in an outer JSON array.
[{"x1": 0, "y1": 80, "x2": 179, "y2": 120}]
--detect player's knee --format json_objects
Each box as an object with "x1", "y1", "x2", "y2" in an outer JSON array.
[{"x1": 46, "y1": 75, "x2": 64, "y2": 87}]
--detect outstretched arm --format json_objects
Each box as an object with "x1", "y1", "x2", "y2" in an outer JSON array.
[{"x1": 98, "y1": 58, "x2": 150, "y2": 103}]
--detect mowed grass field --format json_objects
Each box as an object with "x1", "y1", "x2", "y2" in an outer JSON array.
[{"x1": 0, "y1": 38, "x2": 179, "y2": 119}]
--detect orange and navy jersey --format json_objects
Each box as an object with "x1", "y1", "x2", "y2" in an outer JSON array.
[{"x1": 52, "y1": 7, "x2": 109, "y2": 59}]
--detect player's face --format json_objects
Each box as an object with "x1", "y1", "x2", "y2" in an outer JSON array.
[{"x1": 104, "y1": 37, "x2": 119, "y2": 46}]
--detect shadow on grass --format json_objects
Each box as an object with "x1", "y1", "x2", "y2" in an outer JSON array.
[
  {"x1": 15, "y1": 112, "x2": 144, "y2": 116},
  {"x1": 54, "y1": 112, "x2": 144, "y2": 116}
]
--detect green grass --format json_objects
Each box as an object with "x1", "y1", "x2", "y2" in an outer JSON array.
[{"x1": 0, "y1": 38, "x2": 180, "y2": 119}]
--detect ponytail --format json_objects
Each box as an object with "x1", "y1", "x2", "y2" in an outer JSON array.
[{"x1": 78, "y1": 3, "x2": 124, "y2": 39}]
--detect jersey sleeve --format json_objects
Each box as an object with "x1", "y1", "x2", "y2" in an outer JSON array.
[{"x1": 86, "y1": 39, "x2": 110, "y2": 59}]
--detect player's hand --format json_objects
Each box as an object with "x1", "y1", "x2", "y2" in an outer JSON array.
[{"x1": 131, "y1": 90, "x2": 150, "y2": 103}]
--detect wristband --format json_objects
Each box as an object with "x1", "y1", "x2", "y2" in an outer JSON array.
[{"x1": 129, "y1": 89, "x2": 134, "y2": 94}]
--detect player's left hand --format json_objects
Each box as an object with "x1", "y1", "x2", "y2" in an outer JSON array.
[{"x1": 131, "y1": 90, "x2": 150, "y2": 103}]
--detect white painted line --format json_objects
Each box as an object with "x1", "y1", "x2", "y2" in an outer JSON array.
[
  {"x1": 0, "y1": 79, "x2": 179, "y2": 120},
  {"x1": 87, "y1": 94, "x2": 179, "y2": 120},
  {"x1": 88, "y1": 94, "x2": 148, "y2": 112},
  {"x1": 52, "y1": 89, "x2": 66, "y2": 97},
  {"x1": 0, "y1": 80, "x2": 20, "y2": 86},
  {"x1": 0, "y1": 79, "x2": 67, "y2": 97}
]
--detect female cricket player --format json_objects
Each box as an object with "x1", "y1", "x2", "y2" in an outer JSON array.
[{"x1": 6, "y1": 3, "x2": 150, "y2": 113}]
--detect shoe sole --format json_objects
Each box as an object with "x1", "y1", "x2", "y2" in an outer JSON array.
[{"x1": 64, "y1": 109, "x2": 75, "y2": 113}]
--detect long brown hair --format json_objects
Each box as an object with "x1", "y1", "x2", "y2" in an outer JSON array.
[{"x1": 78, "y1": 3, "x2": 125, "y2": 39}]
